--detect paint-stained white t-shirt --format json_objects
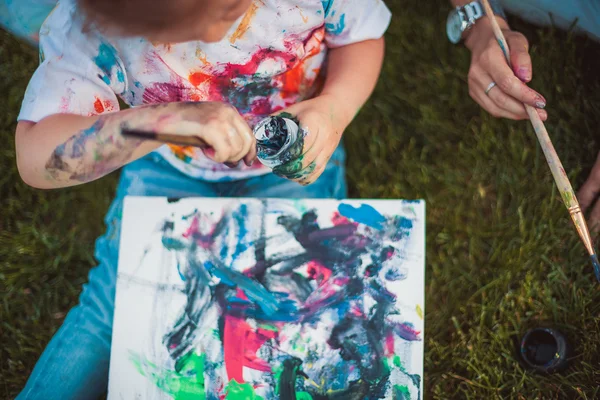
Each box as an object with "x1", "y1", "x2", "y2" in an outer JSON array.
[{"x1": 19, "y1": 0, "x2": 392, "y2": 181}]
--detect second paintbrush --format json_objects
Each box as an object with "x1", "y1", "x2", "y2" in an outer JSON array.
[{"x1": 480, "y1": 0, "x2": 600, "y2": 282}]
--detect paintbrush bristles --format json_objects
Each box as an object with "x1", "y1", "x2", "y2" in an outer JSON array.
[{"x1": 591, "y1": 254, "x2": 600, "y2": 282}]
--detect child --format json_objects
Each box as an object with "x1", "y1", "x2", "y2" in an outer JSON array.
[{"x1": 14, "y1": 0, "x2": 390, "y2": 397}]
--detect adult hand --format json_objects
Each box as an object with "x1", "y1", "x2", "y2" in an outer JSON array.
[
  {"x1": 578, "y1": 152, "x2": 600, "y2": 231},
  {"x1": 271, "y1": 94, "x2": 346, "y2": 185},
  {"x1": 464, "y1": 17, "x2": 548, "y2": 121}
]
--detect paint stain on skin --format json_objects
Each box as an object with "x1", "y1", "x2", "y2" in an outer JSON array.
[
  {"x1": 338, "y1": 203, "x2": 387, "y2": 230},
  {"x1": 230, "y1": 0, "x2": 262, "y2": 44}
]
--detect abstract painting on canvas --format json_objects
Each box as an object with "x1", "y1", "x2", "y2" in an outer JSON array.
[{"x1": 108, "y1": 197, "x2": 425, "y2": 399}]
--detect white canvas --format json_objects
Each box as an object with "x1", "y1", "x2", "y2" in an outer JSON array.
[{"x1": 108, "y1": 197, "x2": 425, "y2": 400}]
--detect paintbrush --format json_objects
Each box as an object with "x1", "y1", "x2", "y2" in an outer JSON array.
[
  {"x1": 121, "y1": 128, "x2": 210, "y2": 148},
  {"x1": 480, "y1": 0, "x2": 600, "y2": 282}
]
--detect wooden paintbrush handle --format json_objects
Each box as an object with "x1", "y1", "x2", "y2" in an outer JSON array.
[
  {"x1": 479, "y1": 0, "x2": 578, "y2": 208},
  {"x1": 524, "y1": 105, "x2": 578, "y2": 207},
  {"x1": 122, "y1": 129, "x2": 210, "y2": 149}
]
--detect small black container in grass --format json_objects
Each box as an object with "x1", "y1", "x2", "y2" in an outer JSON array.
[{"x1": 519, "y1": 327, "x2": 571, "y2": 374}]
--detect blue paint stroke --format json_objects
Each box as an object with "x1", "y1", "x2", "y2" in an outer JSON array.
[
  {"x1": 176, "y1": 261, "x2": 186, "y2": 281},
  {"x1": 393, "y1": 216, "x2": 414, "y2": 240},
  {"x1": 325, "y1": 13, "x2": 346, "y2": 35},
  {"x1": 162, "y1": 237, "x2": 187, "y2": 251},
  {"x1": 591, "y1": 254, "x2": 600, "y2": 282},
  {"x1": 231, "y1": 204, "x2": 249, "y2": 259},
  {"x1": 321, "y1": 0, "x2": 333, "y2": 18},
  {"x1": 94, "y1": 42, "x2": 125, "y2": 85},
  {"x1": 497, "y1": 38, "x2": 509, "y2": 59},
  {"x1": 338, "y1": 203, "x2": 386, "y2": 230},
  {"x1": 393, "y1": 322, "x2": 421, "y2": 342},
  {"x1": 204, "y1": 260, "x2": 280, "y2": 316}
]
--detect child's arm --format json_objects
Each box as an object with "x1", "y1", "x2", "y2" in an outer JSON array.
[
  {"x1": 16, "y1": 102, "x2": 255, "y2": 189},
  {"x1": 267, "y1": 0, "x2": 391, "y2": 184},
  {"x1": 321, "y1": 37, "x2": 385, "y2": 133},
  {"x1": 271, "y1": 37, "x2": 385, "y2": 184}
]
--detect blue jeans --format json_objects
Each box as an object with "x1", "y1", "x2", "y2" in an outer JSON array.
[
  {"x1": 17, "y1": 147, "x2": 347, "y2": 399},
  {"x1": 501, "y1": 0, "x2": 600, "y2": 41}
]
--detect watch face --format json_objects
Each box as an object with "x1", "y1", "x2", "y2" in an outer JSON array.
[{"x1": 446, "y1": 10, "x2": 463, "y2": 44}]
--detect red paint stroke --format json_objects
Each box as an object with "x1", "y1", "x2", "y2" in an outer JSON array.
[
  {"x1": 332, "y1": 276, "x2": 349, "y2": 286},
  {"x1": 142, "y1": 81, "x2": 202, "y2": 104},
  {"x1": 278, "y1": 27, "x2": 324, "y2": 99},
  {"x1": 331, "y1": 211, "x2": 352, "y2": 226},
  {"x1": 307, "y1": 260, "x2": 332, "y2": 285},
  {"x1": 223, "y1": 315, "x2": 278, "y2": 383},
  {"x1": 385, "y1": 248, "x2": 395, "y2": 260},
  {"x1": 144, "y1": 28, "x2": 326, "y2": 125},
  {"x1": 189, "y1": 71, "x2": 212, "y2": 87},
  {"x1": 182, "y1": 216, "x2": 199, "y2": 239},
  {"x1": 385, "y1": 332, "x2": 395, "y2": 355},
  {"x1": 349, "y1": 306, "x2": 364, "y2": 318},
  {"x1": 94, "y1": 97, "x2": 104, "y2": 113},
  {"x1": 394, "y1": 322, "x2": 422, "y2": 341},
  {"x1": 181, "y1": 215, "x2": 224, "y2": 249},
  {"x1": 303, "y1": 275, "x2": 349, "y2": 309}
]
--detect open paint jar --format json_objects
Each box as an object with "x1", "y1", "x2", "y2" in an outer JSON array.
[
  {"x1": 519, "y1": 327, "x2": 570, "y2": 374},
  {"x1": 254, "y1": 116, "x2": 303, "y2": 168}
]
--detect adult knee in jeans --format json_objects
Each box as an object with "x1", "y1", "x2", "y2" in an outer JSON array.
[{"x1": 501, "y1": 0, "x2": 600, "y2": 41}]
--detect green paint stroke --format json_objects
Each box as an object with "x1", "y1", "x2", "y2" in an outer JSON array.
[
  {"x1": 560, "y1": 190, "x2": 574, "y2": 206},
  {"x1": 130, "y1": 351, "x2": 206, "y2": 400},
  {"x1": 274, "y1": 361, "x2": 313, "y2": 399},
  {"x1": 393, "y1": 355, "x2": 407, "y2": 372},
  {"x1": 276, "y1": 111, "x2": 299, "y2": 124},
  {"x1": 225, "y1": 380, "x2": 265, "y2": 400},
  {"x1": 394, "y1": 384, "x2": 411, "y2": 400}
]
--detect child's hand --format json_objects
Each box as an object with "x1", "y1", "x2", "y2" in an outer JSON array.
[
  {"x1": 272, "y1": 94, "x2": 347, "y2": 185},
  {"x1": 159, "y1": 102, "x2": 257, "y2": 166}
]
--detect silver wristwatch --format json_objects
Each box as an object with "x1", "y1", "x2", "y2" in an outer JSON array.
[{"x1": 446, "y1": 0, "x2": 506, "y2": 44}]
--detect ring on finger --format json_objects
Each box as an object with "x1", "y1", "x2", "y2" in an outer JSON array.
[{"x1": 485, "y1": 81, "x2": 497, "y2": 95}]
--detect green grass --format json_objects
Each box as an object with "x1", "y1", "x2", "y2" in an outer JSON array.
[{"x1": 2, "y1": 0, "x2": 600, "y2": 398}]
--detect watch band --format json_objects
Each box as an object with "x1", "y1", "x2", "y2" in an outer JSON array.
[{"x1": 463, "y1": 2, "x2": 484, "y2": 22}]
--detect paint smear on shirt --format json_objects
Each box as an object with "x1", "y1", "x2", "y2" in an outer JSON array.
[{"x1": 230, "y1": 0, "x2": 262, "y2": 44}]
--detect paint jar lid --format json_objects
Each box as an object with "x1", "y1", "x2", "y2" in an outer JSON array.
[
  {"x1": 254, "y1": 116, "x2": 300, "y2": 168},
  {"x1": 519, "y1": 327, "x2": 570, "y2": 374}
]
